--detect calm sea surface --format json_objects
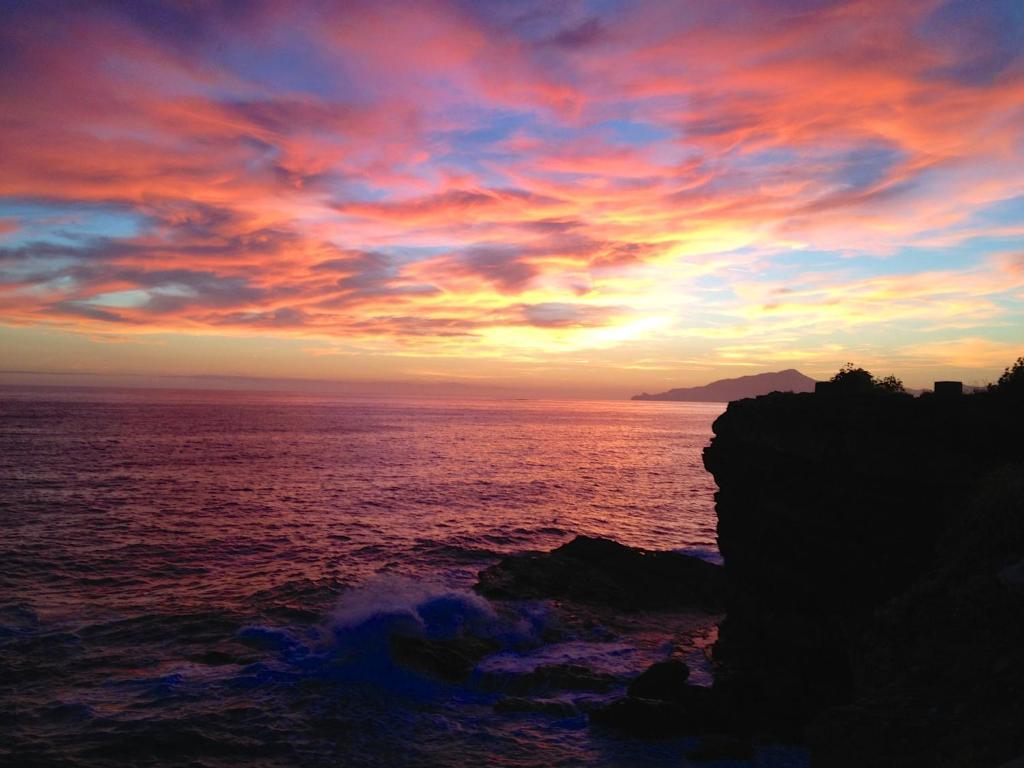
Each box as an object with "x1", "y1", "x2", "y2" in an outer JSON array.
[{"x1": 0, "y1": 388, "x2": 764, "y2": 767}]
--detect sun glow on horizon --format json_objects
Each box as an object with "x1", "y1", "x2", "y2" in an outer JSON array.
[{"x1": 1, "y1": 0, "x2": 1022, "y2": 392}]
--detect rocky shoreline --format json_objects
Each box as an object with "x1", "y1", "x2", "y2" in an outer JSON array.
[
  {"x1": 473, "y1": 385, "x2": 1024, "y2": 767},
  {"x1": 473, "y1": 536, "x2": 749, "y2": 762}
]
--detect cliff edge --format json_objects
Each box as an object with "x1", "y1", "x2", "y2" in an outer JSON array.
[{"x1": 702, "y1": 388, "x2": 1024, "y2": 767}]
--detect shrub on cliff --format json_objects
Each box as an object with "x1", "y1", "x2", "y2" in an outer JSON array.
[
  {"x1": 830, "y1": 363, "x2": 905, "y2": 394},
  {"x1": 874, "y1": 374, "x2": 905, "y2": 394},
  {"x1": 989, "y1": 356, "x2": 1024, "y2": 396}
]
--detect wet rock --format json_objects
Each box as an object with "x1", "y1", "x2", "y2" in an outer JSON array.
[
  {"x1": 627, "y1": 659, "x2": 690, "y2": 700},
  {"x1": 476, "y1": 535, "x2": 726, "y2": 612},
  {"x1": 481, "y1": 663, "x2": 618, "y2": 695},
  {"x1": 685, "y1": 733, "x2": 754, "y2": 762},
  {"x1": 588, "y1": 684, "x2": 736, "y2": 737},
  {"x1": 588, "y1": 697, "x2": 689, "y2": 738},
  {"x1": 805, "y1": 703, "x2": 927, "y2": 768},
  {"x1": 389, "y1": 634, "x2": 499, "y2": 682},
  {"x1": 493, "y1": 696, "x2": 578, "y2": 718}
]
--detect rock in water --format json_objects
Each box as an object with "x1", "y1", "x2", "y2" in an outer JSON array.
[
  {"x1": 476, "y1": 535, "x2": 726, "y2": 612},
  {"x1": 627, "y1": 660, "x2": 690, "y2": 700},
  {"x1": 588, "y1": 697, "x2": 690, "y2": 737},
  {"x1": 389, "y1": 634, "x2": 499, "y2": 682},
  {"x1": 589, "y1": 682, "x2": 734, "y2": 738}
]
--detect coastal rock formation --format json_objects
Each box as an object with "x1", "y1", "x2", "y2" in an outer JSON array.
[
  {"x1": 476, "y1": 378, "x2": 1023, "y2": 764},
  {"x1": 476, "y1": 537, "x2": 728, "y2": 743},
  {"x1": 475, "y1": 535, "x2": 726, "y2": 612},
  {"x1": 702, "y1": 388, "x2": 1024, "y2": 766},
  {"x1": 588, "y1": 679, "x2": 734, "y2": 736},
  {"x1": 588, "y1": 696, "x2": 692, "y2": 737},
  {"x1": 627, "y1": 659, "x2": 690, "y2": 699}
]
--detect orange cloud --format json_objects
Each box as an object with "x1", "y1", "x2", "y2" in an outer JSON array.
[{"x1": 1, "y1": 0, "x2": 1022, "y2": 387}]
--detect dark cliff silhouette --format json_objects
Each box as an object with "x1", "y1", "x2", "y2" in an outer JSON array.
[
  {"x1": 632, "y1": 368, "x2": 816, "y2": 402},
  {"x1": 476, "y1": 359, "x2": 1024, "y2": 764},
  {"x1": 702, "y1": 359, "x2": 1024, "y2": 767}
]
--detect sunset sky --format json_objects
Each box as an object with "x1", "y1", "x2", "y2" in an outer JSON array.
[{"x1": 1, "y1": 0, "x2": 1022, "y2": 396}]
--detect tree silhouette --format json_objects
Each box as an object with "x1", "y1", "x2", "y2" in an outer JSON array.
[
  {"x1": 831, "y1": 363, "x2": 875, "y2": 393},
  {"x1": 990, "y1": 356, "x2": 1024, "y2": 395},
  {"x1": 876, "y1": 374, "x2": 906, "y2": 394},
  {"x1": 829, "y1": 363, "x2": 905, "y2": 394}
]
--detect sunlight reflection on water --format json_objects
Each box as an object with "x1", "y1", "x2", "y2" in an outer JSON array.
[{"x1": 0, "y1": 389, "x2": 744, "y2": 767}]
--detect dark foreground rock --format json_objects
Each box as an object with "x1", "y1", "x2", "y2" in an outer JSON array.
[
  {"x1": 589, "y1": 674, "x2": 735, "y2": 737},
  {"x1": 476, "y1": 535, "x2": 726, "y2": 612},
  {"x1": 588, "y1": 696, "x2": 692, "y2": 737},
  {"x1": 627, "y1": 659, "x2": 690, "y2": 699},
  {"x1": 389, "y1": 634, "x2": 499, "y2": 682},
  {"x1": 588, "y1": 691, "x2": 733, "y2": 737},
  {"x1": 702, "y1": 388, "x2": 1024, "y2": 765}
]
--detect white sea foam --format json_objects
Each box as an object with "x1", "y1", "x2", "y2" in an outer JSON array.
[{"x1": 327, "y1": 575, "x2": 497, "y2": 639}]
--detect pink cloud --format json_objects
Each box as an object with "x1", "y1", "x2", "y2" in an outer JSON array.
[{"x1": 0, "y1": 0, "x2": 1021, "y2": 383}]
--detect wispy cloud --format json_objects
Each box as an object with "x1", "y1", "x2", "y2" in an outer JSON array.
[{"x1": 1, "y1": 0, "x2": 1021, "y2": 386}]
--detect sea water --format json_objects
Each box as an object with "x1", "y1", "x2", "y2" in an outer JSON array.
[{"x1": 1, "y1": 388, "x2": 805, "y2": 767}]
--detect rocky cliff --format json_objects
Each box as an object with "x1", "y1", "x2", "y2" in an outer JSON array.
[{"x1": 702, "y1": 389, "x2": 1024, "y2": 767}]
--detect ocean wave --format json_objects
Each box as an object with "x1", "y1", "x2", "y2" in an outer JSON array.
[
  {"x1": 324, "y1": 576, "x2": 545, "y2": 654},
  {"x1": 0, "y1": 396, "x2": 729, "y2": 766}
]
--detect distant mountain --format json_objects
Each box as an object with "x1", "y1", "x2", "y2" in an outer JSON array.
[{"x1": 631, "y1": 369, "x2": 816, "y2": 402}]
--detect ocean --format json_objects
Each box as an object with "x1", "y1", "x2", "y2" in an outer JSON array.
[{"x1": 0, "y1": 387, "x2": 787, "y2": 767}]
